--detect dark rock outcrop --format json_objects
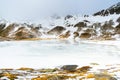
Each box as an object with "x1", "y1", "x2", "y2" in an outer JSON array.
[
  {"x1": 117, "y1": 17, "x2": 120, "y2": 23},
  {"x1": 64, "y1": 15, "x2": 73, "y2": 20},
  {"x1": 95, "y1": 73, "x2": 117, "y2": 80},
  {"x1": 115, "y1": 23, "x2": 120, "y2": 34},
  {"x1": 59, "y1": 31, "x2": 70, "y2": 39},
  {"x1": 47, "y1": 26, "x2": 66, "y2": 35},
  {"x1": 0, "y1": 23, "x2": 6, "y2": 33},
  {"x1": 93, "y1": 2, "x2": 120, "y2": 16},
  {"x1": 100, "y1": 20, "x2": 114, "y2": 35},
  {"x1": 12, "y1": 27, "x2": 40, "y2": 40},
  {"x1": 80, "y1": 33, "x2": 91, "y2": 39},
  {"x1": 73, "y1": 32, "x2": 79, "y2": 39},
  {"x1": 0, "y1": 23, "x2": 16, "y2": 37},
  {"x1": 61, "y1": 65, "x2": 78, "y2": 72},
  {"x1": 74, "y1": 22, "x2": 87, "y2": 31}
]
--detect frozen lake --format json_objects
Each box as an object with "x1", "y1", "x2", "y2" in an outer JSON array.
[{"x1": 0, "y1": 40, "x2": 120, "y2": 68}]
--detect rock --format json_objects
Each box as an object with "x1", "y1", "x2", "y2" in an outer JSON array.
[
  {"x1": 0, "y1": 23, "x2": 15, "y2": 37},
  {"x1": 74, "y1": 22, "x2": 87, "y2": 31},
  {"x1": 12, "y1": 27, "x2": 39, "y2": 40},
  {"x1": 61, "y1": 65, "x2": 78, "y2": 72},
  {"x1": 86, "y1": 73, "x2": 95, "y2": 78},
  {"x1": 32, "y1": 76, "x2": 47, "y2": 80},
  {"x1": 0, "y1": 73, "x2": 4, "y2": 78},
  {"x1": 73, "y1": 32, "x2": 79, "y2": 39},
  {"x1": 83, "y1": 28, "x2": 96, "y2": 37},
  {"x1": 115, "y1": 23, "x2": 120, "y2": 34},
  {"x1": 17, "y1": 67, "x2": 34, "y2": 71},
  {"x1": 64, "y1": 15, "x2": 73, "y2": 20},
  {"x1": 38, "y1": 68, "x2": 58, "y2": 73},
  {"x1": 80, "y1": 33, "x2": 91, "y2": 39},
  {"x1": 2, "y1": 72, "x2": 18, "y2": 80},
  {"x1": 83, "y1": 20, "x2": 90, "y2": 23},
  {"x1": 30, "y1": 27, "x2": 41, "y2": 36},
  {"x1": 47, "y1": 26, "x2": 66, "y2": 35},
  {"x1": 77, "y1": 66, "x2": 92, "y2": 72},
  {"x1": 48, "y1": 75, "x2": 68, "y2": 80},
  {"x1": 101, "y1": 35, "x2": 114, "y2": 40},
  {"x1": 95, "y1": 73, "x2": 117, "y2": 80},
  {"x1": 101, "y1": 20, "x2": 114, "y2": 33},
  {"x1": 116, "y1": 17, "x2": 120, "y2": 23},
  {"x1": 0, "y1": 23, "x2": 6, "y2": 33},
  {"x1": 59, "y1": 31, "x2": 70, "y2": 39},
  {"x1": 93, "y1": 2, "x2": 120, "y2": 16},
  {"x1": 92, "y1": 22, "x2": 101, "y2": 29}
]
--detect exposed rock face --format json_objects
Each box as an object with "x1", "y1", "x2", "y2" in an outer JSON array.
[
  {"x1": 93, "y1": 2, "x2": 120, "y2": 16},
  {"x1": 73, "y1": 32, "x2": 79, "y2": 39},
  {"x1": 61, "y1": 65, "x2": 78, "y2": 72},
  {"x1": 95, "y1": 73, "x2": 117, "y2": 80},
  {"x1": 0, "y1": 23, "x2": 6, "y2": 33},
  {"x1": 64, "y1": 15, "x2": 73, "y2": 20},
  {"x1": 80, "y1": 33, "x2": 91, "y2": 39},
  {"x1": 74, "y1": 22, "x2": 87, "y2": 31},
  {"x1": 0, "y1": 3, "x2": 120, "y2": 41},
  {"x1": 47, "y1": 26, "x2": 66, "y2": 35},
  {"x1": 13, "y1": 27, "x2": 41, "y2": 40},
  {"x1": 117, "y1": 17, "x2": 120, "y2": 23},
  {"x1": 77, "y1": 66, "x2": 92, "y2": 73},
  {"x1": 115, "y1": 23, "x2": 120, "y2": 34},
  {"x1": 59, "y1": 31, "x2": 70, "y2": 39},
  {"x1": 0, "y1": 23, "x2": 42, "y2": 40},
  {"x1": 0, "y1": 23, "x2": 15, "y2": 37}
]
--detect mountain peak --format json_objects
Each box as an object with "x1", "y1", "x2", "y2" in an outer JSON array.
[{"x1": 93, "y1": 2, "x2": 120, "y2": 16}]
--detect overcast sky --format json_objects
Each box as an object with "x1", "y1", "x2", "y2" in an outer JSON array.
[{"x1": 0, "y1": 0, "x2": 119, "y2": 22}]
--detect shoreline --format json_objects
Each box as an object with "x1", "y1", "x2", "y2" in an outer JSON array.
[{"x1": 0, "y1": 64, "x2": 119, "y2": 80}]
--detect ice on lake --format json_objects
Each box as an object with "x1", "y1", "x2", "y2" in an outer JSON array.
[{"x1": 0, "y1": 40, "x2": 120, "y2": 68}]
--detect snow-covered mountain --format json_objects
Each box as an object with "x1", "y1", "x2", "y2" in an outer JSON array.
[
  {"x1": 0, "y1": 2, "x2": 120, "y2": 41},
  {"x1": 93, "y1": 2, "x2": 120, "y2": 16}
]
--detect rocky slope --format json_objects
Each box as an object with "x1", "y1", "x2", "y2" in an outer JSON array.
[
  {"x1": 0, "y1": 64, "x2": 119, "y2": 80},
  {"x1": 0, "y1": 14, "x2": 120, "y2": 41},
  {"x1": 93, "y1": 2, "x2": 120, "y2": 16},
  {"x1": 0, "y1": 2, "x2": 120, "y2": 41}
]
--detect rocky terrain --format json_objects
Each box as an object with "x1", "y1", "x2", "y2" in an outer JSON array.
[
  {"x1": 0, "y1": 64, "x2": 119, "y2": 80},
  {"x1": 0, "y1": 14, "x2": 120, "y2": 41},
  {"x1": 94, "y1": 2, "x2": 120, "y2": 16},
  {"x1": 0, "y1": 2, "x2": 120, "y2": 80},
  {"x1": 0, "y1": 2, "x2": 120, "y2": 41}
]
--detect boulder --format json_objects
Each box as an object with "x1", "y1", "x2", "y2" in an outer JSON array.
[
  {"x1": 0, "y1": 23, "x2": 6, "y2": 33},
  {"x1": 47, "y1": 26, "x2": 66, "y2": 35},
  {"x1": 84, "y1": 28, "x2": 96, "y2": 34},
  {"x1": 59, "y1": 31, "x2": 70, "y2": 39},
  {"x1": 74, "y1": 22, "x2": 87, "y2": 31},
  {"x1": 73, "y1": 32, "x2": 79, "y2": 39},
  {"x1": 116, "y1": 17, "x2": 120, "y2": 23},
  {"x1": 12, "y1": 27, "x2": 38, "y2": 40},
  {"x1": 77, "y1": 66, "x2": 92, "y2": 73},
  {"x1": 95, "y1": 73, "x2": 117, "y2": 80},
  {"x1": 80, "y1": 33, "x2": 91, "y2": 39},
  {"x1": 60, "y1": 65, "x2": 78, "y2": 72},
  {"x1": 64, "y1": 15, "x2": 73, "y2": 20},
  {"x1": 2, "y1": 72, "x2": 18, "y2": 80},
  {"x1": 0, "y1": 23, "x2": 15, "y2": 37},
  {"x1": 115, "y1": 23, "x2": 120, "y2": 34}
]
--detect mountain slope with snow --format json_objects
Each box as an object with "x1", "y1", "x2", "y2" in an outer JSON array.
[
  {"x1": 93, "y1": 2, "x2": 120, "y2": 16},
  {"x1": 0, "y1": 14, "x2": 120, "y2": 41},
  {"x1": 0, "y1": 2, "x2": 120, "y2": 41}
]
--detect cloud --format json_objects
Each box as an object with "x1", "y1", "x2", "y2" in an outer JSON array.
[{"x1": 0, "y1": 0, "x2": 119, "y2": 22}]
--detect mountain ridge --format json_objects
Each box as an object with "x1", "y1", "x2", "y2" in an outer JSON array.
[{"x1": 93, "y1": 2, "x2": 120, "y2": 16}]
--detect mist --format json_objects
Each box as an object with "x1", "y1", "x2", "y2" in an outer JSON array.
[{"x1": 0, "y1": 0, "x2": 119, "y2": 22}]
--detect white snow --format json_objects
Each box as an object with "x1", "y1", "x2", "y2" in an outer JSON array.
[{"x1": 0, "y1": 40, "x2": 120, "y2": 69}]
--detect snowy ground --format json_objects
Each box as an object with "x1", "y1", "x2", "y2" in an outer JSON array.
[{"x1": 0, "y1": 40, "x2": 120, "y2": 69}]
